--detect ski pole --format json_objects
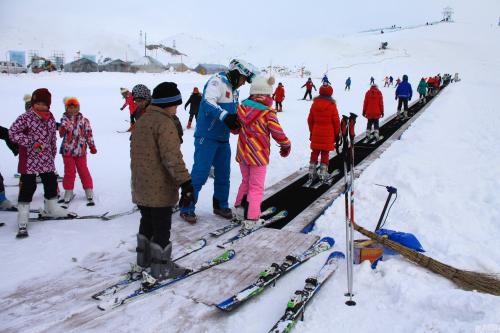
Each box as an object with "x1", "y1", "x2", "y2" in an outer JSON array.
[{"x1": 345, "y1": 113, "x2": 357, "y2": 306}]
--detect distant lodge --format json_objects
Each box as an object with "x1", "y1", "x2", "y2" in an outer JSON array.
[{"x1": 61, "y1": 56, "x2": 225, "y2": 75}]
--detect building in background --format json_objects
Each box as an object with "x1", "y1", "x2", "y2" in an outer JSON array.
[
  {"x1": 64, "y1": 58, "x2": 99, "y2": 72},
  {"x1": 99, "y1": 59, "x2": 134, "y2": 73},
  {"x1": 131, "y1": 56, "x2": 165, "y2": 73},
  {"x1": 193, "y1": 63, "x2": 227, "y2": 75}
]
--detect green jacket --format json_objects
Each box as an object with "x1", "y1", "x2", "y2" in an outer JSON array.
[{"x1": 417, "y1": 80, "x2": 428, "y2": 95}]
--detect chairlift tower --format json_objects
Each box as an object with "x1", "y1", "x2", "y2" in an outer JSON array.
[{"x1": 442, "y1": 6, "x2": 453, "y2": 22}]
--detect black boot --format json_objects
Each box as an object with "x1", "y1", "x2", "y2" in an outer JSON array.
[{"x1": 213, "y1": 197, "x2": 234, "y2": 219}]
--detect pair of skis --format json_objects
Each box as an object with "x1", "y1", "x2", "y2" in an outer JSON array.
[
  {"x1": 96, "y1": 248, "x2": 236, "y2": 311},
  {"x1": 91, "y1": 207, "x2": 285, "y2": 302},
  {"x1": 27, "y1": 206, "x2": 142, "y2": 222},
  {"x1": 268, "y1": 251, "x2": 345, "y2": 333},
  {"x1": 91, "y1": 237, "x2": 208, "y2": 301},
  {"x1": 209, "y1": 206, "x2": 276, "y2": 237},
  {"x1": 216, "y1": 209, "x2": 288, "y2": 248},
  {"x1": 361, "y1": 134, "x2": 384, "y2": 145},
  {"x1": 302, "y1": 169, "x2": 340, "y2": 189},
  {"x1": 216, "y1": 236, "x2": 334, "y2": 311}
]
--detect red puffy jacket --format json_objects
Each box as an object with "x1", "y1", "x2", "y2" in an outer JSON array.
[
  {"x1": 308, "y1": 96, "x2": 340, "y2": 151},
  {"x1": 363, "y1": 86, "x2": 384, "y2": 119},
  {"x1": 273, "y1": 86, "x2": 285, "y2": 102}
]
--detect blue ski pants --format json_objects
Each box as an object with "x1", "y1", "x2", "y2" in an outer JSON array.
[{"x1": 180, "y1": 137, "x2": 231, "y2": 214}]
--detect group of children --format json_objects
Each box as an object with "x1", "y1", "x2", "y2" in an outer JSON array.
[{"x1": 2, "y1": 89, "x2": 97, "y2": 237}]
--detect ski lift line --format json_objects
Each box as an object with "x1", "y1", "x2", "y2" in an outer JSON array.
[
  {"x1": 260, "y1": 83, "x2": 449, "y2": 233},
  {"x1": 325, "y1": 49, "x2": 410, "y2": 73}
]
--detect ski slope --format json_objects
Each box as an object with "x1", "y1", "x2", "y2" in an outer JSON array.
[{"x1": 0, "y1": 20, "x2": 499, "y2": 333}]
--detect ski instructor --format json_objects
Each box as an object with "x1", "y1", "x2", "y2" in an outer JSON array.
[{"x1": 180, "y1": 59, "x2": 258, "y2": 223}]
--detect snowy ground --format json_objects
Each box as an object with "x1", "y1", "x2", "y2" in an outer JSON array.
[{"x1": 0, "y1": 22, "x2": 499, "y2": 332}]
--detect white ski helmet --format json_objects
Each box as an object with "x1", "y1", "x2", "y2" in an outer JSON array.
[{"x1": 229, "y1": 59, "x2": 258, "y2": 83}]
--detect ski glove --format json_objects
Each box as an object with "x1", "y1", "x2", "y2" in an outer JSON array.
[
  {"x1": 90, "y1": 146, "x2": 97, "y2": 154},
  {"x1": 280, "y1": 145, "x2": 291, "y2": 157},
  {"x1": 32, "y1": 143, "x2": 44, "y2": 153},
  {"x1": 223, "y1": 114, "x2": 241, "y2": 130},
  {"x1": 179, "y1": 180, "x2": 195, "y2": 208}
]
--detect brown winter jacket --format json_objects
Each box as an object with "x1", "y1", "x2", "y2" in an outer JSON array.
[{"x1": 130, "y1": 105, "x2": 191, "y2": 207}]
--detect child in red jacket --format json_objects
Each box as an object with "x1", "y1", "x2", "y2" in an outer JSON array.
[
  {"x1": 59, "y1": 97, "x2": 97, "y2": 206},
  {"x1": 362, "y1": 84, "x2": 384, "y2": 141},
  {"x1": 272, "y1": 82, "x2": 285, "y2": 112},
  {"x1": 307, "y1": 85, "x2": 340, "y2": 182},
  {"x1": 120, "y1": 88, "x2": 137, "y2": 131}
]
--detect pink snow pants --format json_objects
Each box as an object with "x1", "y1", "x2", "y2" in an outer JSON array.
[
  {"x1": 235, "y1": 164, "x2": 267, "y2": 220},
  {"x1": 62, "y1": 155, "x2": 93, "y2": 190}
]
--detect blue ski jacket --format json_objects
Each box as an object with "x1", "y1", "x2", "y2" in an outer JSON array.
[
  {"x1": 194, "y1": 72, "x2": 239, "y2": 142},
  {"x1": 395, "y1": 78, "x2": 412, "y2": 100}
]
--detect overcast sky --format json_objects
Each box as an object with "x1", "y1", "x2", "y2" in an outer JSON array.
[{"x1": 1, "y1": 0, "x2": 498, "y2": 44}]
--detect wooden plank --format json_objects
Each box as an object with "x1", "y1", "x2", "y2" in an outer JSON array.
[{"x1": 168, "y1": 228, "x2": 319, "y2": 306}]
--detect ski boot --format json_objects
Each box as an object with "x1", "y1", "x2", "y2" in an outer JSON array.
[
  {"x1": 58, "y1": 189, "x2": 74, "y2": 205},
  {"x1": 403, "y1": 110, "x2": 409, "y2": 119},
  {"x1": 373, "y1": 130, "x2": 380, "y2": 142},
  {"x1": 242, "y1": 218, "x2": 265, "y2": 231},
  {"x1": 85, "y1": 189, "x2": 95, "y2": 206},
  {"x1": 318, "y1": 164, "x2": 329, "y2": 182},
  {"x1": 365, "y1": 129, "x2": 375, "y2": 142},
  {"x1": 213, "y1": 198, "x2": 233, "y2": 220},
  {"x1": 41, "y1": 197, "x2": 76, "y2": 218},
  {"x1": 129, "y1": 234, "x2": 151, "y2": 277},
  {"x1": 142, "y1": 242, "x2": 190, "y2": 288},
  {"x1": 396, "y1": 109, "x2": 403, "y2": 119},
  {"x1": 233, "y1": 195, "x2": 248, "y2": 222},
  {"x1": 308, "y1": 162, "x2": 318, "y2": 181},
  {"x1": 16, "y1": 202, "x2": 30, "y2": 238}
]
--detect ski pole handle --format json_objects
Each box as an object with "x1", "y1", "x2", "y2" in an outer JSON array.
[
  {"x1": 341, "y1": 115, "x2": 349, "y2": 139},
  {"x1": 348, "y1": 113, "x2": 357, "y2": 141}
]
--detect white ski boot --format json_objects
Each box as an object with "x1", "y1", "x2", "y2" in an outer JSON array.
[
  {"x1": 242, "y1": 218, "x2": 265, "y2": 231},
  {"x1": 85, "y1": 189, "x2": 95, "y2": 206},
  {"x1": 234, "y1": 205, "x2": 245, "y2": 221},
  {"x1": 59, "y1": 189, "x2": 74, "y2": 204},
  {"x1": 42, "y1": 197, "x2": 75, "y2": 218},
  {"x1": 308, "y1": 162, "x2": 318, "y2": 181},
  {"x1": 16, "y1": 202, "x2": 30, "y2": 238},
  {"x1": 318, "y1": 164, "x2": 329, "y2": 182},
  {"x1": 374, "y1": 130, "x2": 380, "y2": 141}
]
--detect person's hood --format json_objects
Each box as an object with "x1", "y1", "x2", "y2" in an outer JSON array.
[{"x1": 238, "y1": 95, "x2": 273, "y2": 126}]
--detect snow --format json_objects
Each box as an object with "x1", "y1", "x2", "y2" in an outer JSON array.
[{"x1": 1, "y1": 18, "x2": 500, "y2": 333}]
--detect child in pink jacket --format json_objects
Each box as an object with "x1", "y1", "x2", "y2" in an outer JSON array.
[
  {"x1": 59, "y1": 97, "x2": 97, "y2": 206},
  {"x1": 9, "y1": 88, "x2": 72, "y2": 238},
  {"x1": 233, "y1": 76, "x2": 291, "y2": 230}
]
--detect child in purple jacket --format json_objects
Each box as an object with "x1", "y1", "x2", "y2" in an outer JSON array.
[{"x1": 9, "y1": 88, "x2": 73, "y2": 238}]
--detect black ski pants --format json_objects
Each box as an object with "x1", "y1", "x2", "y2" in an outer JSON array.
[
  {"x1": 397, "y1": 97, "x2": 409, "y2": 111},
  {"x1": 138, "y1": 205, "x2": 173, "y2": 248},
  {"x1": 275, "y1": 101, "x2": 282, "y2": 111},
  {"x1": 366, "y1": 119, "x2": 380, "y2": 131},
  {"x1": 303, "y1": 90, "x2": 313, "y2": 100},
  {"x1": 18, "y1": 172, "x2": 58, "y2": 203}
]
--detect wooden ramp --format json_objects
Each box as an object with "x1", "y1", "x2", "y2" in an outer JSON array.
[{"x1": 0, "y1": 215, "x2": 318, "y2": 333}]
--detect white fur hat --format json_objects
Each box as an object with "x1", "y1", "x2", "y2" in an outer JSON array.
[{"x1": 250, "y1": 76, "x2": 275, "y2": 95}]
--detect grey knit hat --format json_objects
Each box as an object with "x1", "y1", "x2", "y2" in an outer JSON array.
[{"x1": 132, "y1": 84, "x2": 151, "y2": 101}]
